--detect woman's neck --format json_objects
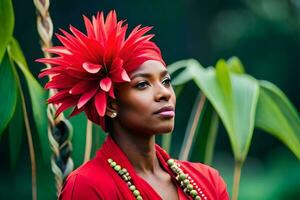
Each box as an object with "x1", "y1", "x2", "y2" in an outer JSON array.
[{"x1": 109, "y1": 128, "x2": 161, "y2": 175}]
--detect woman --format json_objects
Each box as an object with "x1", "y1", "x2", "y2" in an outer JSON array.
[{"x1": 38, "y1": 10, "x2": 229, "y2": 200}]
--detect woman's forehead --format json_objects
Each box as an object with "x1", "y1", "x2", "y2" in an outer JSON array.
[{"x1": 129, "y1": 60, "x2": 168, "y2": 79}]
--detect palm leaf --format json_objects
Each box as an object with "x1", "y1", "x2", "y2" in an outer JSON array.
[
  {"x1": 255, "y1": 80, "x2": 300, "y2": 159},
  {"x1": 190, "y1": 59, "x2": 259, "y2": 162},
  {"x1": 8, "y1": 87, "x2": 24, "y2": 168},
  {"x1": 0, "y1": 0, "x2": 14, "y2": 62},
  {"x1": 7, "y1": 38, "x2": 49, "y2": 162},
  {"x1": 0, "y1": 53, "x2": 18, "y2": 135}
]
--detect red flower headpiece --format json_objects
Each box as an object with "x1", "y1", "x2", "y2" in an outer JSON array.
[{"x1": 37, "y1": 10, "x2": 165, "y2": 130}]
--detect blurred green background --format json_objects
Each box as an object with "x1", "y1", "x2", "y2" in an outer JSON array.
[{"x1": 0, "y1": 0, "x2": 300, "y2": 199}]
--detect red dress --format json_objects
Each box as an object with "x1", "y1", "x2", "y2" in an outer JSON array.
[{"x1": 59, "y1": 136, "x2": 230, "y2": 200}]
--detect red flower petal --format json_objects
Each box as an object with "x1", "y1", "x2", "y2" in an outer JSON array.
[
  {"x1": 100, "y1": 77, "x2": 112, "y2": 92},
  {"x1": 104, "y1": 27, "x2": 118, "y2": 64},
  {"x1": 69, "y1": 25, "x2": 100, "y2": 60},
  {"x1": 45, "y1": 79, "x2": 76, "y2": 89},
  {"x1": 68, "y1": 106, "x2": 85, "y2": 118},
  {"x1": 64, "y1": 68, "x2": 91, "y2": 79},
  {"x1": 93, "y1": 12, "x2": 107, "y2": 44},
  {"x1": 35, "y1": 57, "x2": 69, "y2": 66},
  {"x1": 37, "y1": 11, "x2": 166, "y2": 131},
  {"x1": 69, "y1": 80, "x2": 95, "y2": 95},
  {"x1": 110, "y1": 57, "x2": 123, "y2": 72},
  {"x1": 83, "y1": 15, "x2": 95, "y2": 39},
  {"x1": 77, "y1": 87, "x2": 98, "y2": 109},
  {"x1": 109, "y1": 86, "x2": 115, "y2": 99},
  {"x1": 55, "y1": 33, "x2": 79, "y2": 53},
  {"x1": 105, "y1": 10, "x2": 117, "y2": 35},
  {"x1": 121, "y1": 69, "x2": 130, "y2": 82},
  {"x1": 94, "y1": 91, "x2": 107, "y2": 116},
  {"x1": 109, "y1": 58, "x2": 130, "y2": 82},
  {"x1": 55, "y1": 98, "x2": 77, "y2": 117},
  {"x1": 82, "y1": 62, "x2": 102, "y2": 73},
  {"x1": 46, "y1": 46, "x2": 72, "y2": 55},
  {"x1": 45, "y1": 75, "x2": 78, "y2": 89},
  {"x1": 121, "y1": 26, "x2": 152, "y2": 57},
  {"x1": 38, "y1": 66, "x2": 65, "y2": 78},
  {"x1": 110, "y1": 67, "x2": 130, "y2": 82},
  {"x1": 48, "y1": 90, "x2": 70, "y2": 103},
  {"x1": 58, "y1": 29, "x2": 87, "y2": 56}
]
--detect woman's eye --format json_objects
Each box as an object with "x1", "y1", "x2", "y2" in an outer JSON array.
[
  {"x1": 135, "y1": 81, "x2": 149, "y2": 89},
  {"x1": 162, "y1": 77, "x2": 171, "y2": 86}
]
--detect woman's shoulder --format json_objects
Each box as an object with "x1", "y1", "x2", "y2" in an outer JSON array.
[
  {"x1": 178, "y1": 160, "x2": 221, "y2": 177},
  {"x1": 176, "y1": 160, "x2": 230, "y2": 200},
  {"x1": 69, "y1": 157, "x2": 108, "y2": 179},
  {"x1": 58, "y1": 157, "x2": 119, "y2": 200}
]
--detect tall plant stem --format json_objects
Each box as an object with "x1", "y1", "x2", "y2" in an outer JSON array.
[
  {"x1": 12, "y1": 63, "x2": 37, "y2": 200},
  {"x1": 179, "y1": 94, "x2": 206, "y2": 160},
  {"x1": 20, "y1": 85, "x2": 37, "y2": 200},
  {"x1": 232, "y1": 160, "x2": 243, "y2": 200},
  {"x1": 84, "y1": 120, "x2": 93, "y2": 163}
]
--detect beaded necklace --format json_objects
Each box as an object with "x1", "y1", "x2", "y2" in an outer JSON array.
[{"x1": 107, "y1": 158, "x2": 207, "y2": 200}]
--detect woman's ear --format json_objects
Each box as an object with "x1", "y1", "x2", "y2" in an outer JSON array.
[{"x1": 105, "y1": 97, "x2": 118, "y2": 118}]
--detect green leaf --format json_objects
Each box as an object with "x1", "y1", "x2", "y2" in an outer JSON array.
[
  {"x1": 173, "y1": 84, "x2": 185, "y2": 98},
  {"x1": 178, "y1": 93, "x2": 203, "y2": 160},
  {"x1": 189, "y1": 101, "x2": 219, "y2": 165},
  {"x1": 202, "y1": 111, "x2": 219, "y2": 164},
  {"x1": 215, "y1": 59, "x2": 234, "y2": 124},
  {"x1": 178, "y1": 93, "x2": 219, "y2": 164},
  {"x1": 191, "y1": 61, "x2": 259, "y2": 162},
  {"x1": 66, "y1": 112, "x2": 88, "y2": 167},
  {"x1": 0, "y1": 53, "x2": 18, "y2": 135},
  {"x1": 231, "y1": 74, "x2": 259, "y2": 161},
  {"x1": 227, "y1": 56, "x2": 245, "y2": 74},
  {"x1": 7, "y1": 38, "x2": 50, "y2": 162},
  {"x1": 161, "y1": 133, "x2": 172, "y2": 153},
  {"x1": 0, "y1": 0, "x2": 14, "y2": 62},
  {"x1": 167, "y1": 59, "x2": 190, "y2": 74},
  {"x1": 255, "y1": 80, "x2": 300, "y2": 159},
  {"x1": 171, "y1": 68, "x2": 193, "y2": 86},
  {"x1": 8, "y1": 86, "x2": 24, "y2": 168},
  {"x1": 91, "y1": 123, "x2": 106, "y2": 157},
  {"x1": 169, "y1": 59, "x2": 203, "y2": 86}
]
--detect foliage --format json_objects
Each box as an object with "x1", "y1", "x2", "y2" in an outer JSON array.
[
  {"x1": 0, "y1": 0, "x2": 48, "y2": 165},
  {"x1": 167, "y1": 57, "x2": 300, "y2": 199},
  {"x1": 1, "y1": 0, "x2": 300, "y2": 199},
  {"x1": 168, "y1": 57, "x2": 300, "y2": 160}
]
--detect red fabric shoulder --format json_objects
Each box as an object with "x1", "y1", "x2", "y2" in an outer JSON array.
[{"x1": 58, "y1": 158, "x2": 120, "y2": 200}]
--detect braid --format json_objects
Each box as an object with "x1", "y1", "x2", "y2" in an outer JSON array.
[{"x1": 33, "y1": 0, "x2": 74, "y2": 196}]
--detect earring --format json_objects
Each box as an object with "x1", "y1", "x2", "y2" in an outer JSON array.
[{"x1": 110, "y1": 112, "x2": 117, "y2": 118}]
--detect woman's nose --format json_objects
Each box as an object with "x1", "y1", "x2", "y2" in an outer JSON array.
[{"x1": 154, "y1": 82, "x2": 172, "y2": 102}]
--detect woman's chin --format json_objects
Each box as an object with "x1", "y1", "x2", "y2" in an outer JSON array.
[
  {"x1": 156, "y1": 131, "x2": 173, "y2": 135},
  {"x1": 153, "y1": 124, "x2": 174, "y2": 134}
]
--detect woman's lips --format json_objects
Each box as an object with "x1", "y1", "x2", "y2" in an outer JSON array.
[
  {"x1": 156, "y1": 110, "x2": 175, "y2": 118},
  {"x1": 154, "y1": 106, "x2": 175, "y2": 118}
]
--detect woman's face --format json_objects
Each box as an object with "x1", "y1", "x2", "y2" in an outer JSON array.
[{"x1": 113, "y1": 60, "x2": 176, "y2": 135}]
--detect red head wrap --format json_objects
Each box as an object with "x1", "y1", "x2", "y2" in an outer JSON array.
[{"x1": 37, "y1": 10, "x2": 165, "y2": 130}]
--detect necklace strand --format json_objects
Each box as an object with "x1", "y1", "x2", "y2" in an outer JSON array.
[
  {"x1": 108, "y1": 158, "x2": 143, "y2": 200},
  {"x1": 107, "y1": 158, "x2": 207, "y2": 200}
]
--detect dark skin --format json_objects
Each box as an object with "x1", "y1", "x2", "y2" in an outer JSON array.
[{"x1": 105, "y1": 60, "x2": 178, "y2": 200}]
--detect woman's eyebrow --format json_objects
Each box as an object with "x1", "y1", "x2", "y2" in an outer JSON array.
[
  {"x1": 131, "y1": 70, "x2": 169, "y2": 80},
  {"x1": 131, "y1": 73, "x2": 151, "y2": 79}
]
